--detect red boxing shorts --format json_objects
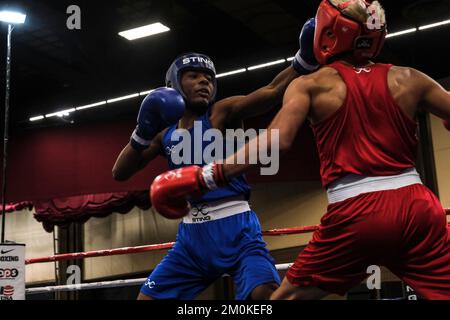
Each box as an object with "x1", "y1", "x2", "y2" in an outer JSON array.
[{"x1": 286, "y1": 184, "x2": 450, "y2": 299}]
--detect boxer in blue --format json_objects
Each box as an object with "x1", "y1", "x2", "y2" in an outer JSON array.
[{"x1": 112, "y1": 19, "x2": 319, "y2": 300}]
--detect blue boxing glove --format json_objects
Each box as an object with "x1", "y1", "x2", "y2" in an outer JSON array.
[
  {"x1": 130, "y1": 87, "x2": 185, "y2": 151},
  {"x1": 292, "y1": 18, "x2": 320, "y2": 75}
]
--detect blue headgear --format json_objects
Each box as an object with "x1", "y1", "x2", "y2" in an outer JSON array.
[{"x1": 165, "y1": 52, "x2": 217, "y2": 104}]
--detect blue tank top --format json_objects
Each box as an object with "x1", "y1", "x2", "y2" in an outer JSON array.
[{"x1": 161, "y1": 112, "x2": 251, "y2": 204}]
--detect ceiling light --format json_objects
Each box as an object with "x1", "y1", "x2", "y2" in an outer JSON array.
[
  {"x1": 119, "y1": 22, "x2": 170, "y2": 41},
  {"x1": 247, "y1": 59, "x2": 286, "y2": 71},
  {"x1": 216, "y1": 68, "x2": 247, "y2": 78},
  {"x1": 29, "y1": 115, "x2": 44, "y2": 122},
  {"x1": 45, "y1": 108, "x2": 75, "y2": 118},
  {"x1": 106, "y1": 93, "x2": 140, "y2": 104},
  {"x1": 386, "y1": 28, "x2": 417, "y2": 39},
  {"x1": 419, "y1": 19, "x2": 450, "y2": 31},
  {"x1": 139, "y1": 90, "x2": 155, "y2": 96},
  {"x1": 76, "y1": 101, "x2": 107, "y2": 111},
  {"x1": 0, "y1": 10, "x2": 26, "y2": 24}
]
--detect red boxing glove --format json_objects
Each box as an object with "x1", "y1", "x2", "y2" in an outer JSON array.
[
  {"x1": 443, "y1": 119, "x2": 450, "y2": 131},
  {"x1": 150, "y1": 163, "x2": 227, "y2": 219}
]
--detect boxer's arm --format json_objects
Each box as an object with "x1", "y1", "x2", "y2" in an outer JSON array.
[
  {"x1": 149, "y1": 78, "x2": 312, "y2": 219},
  {"x1": 213, "y1": 18, "x2": 317, "y2": 125},
  {"x1": 112, "y1": 131, "x2": 164, "y2": 181},
  {"x1": 414, "y1": 69, "x2": 450, "y2": 119},
  {"x1": 214, "y1": 66, "x2": 300, "y2": 124},
  {"x1": 222, "y1": 76, "x2": 312, "y2": 178}
]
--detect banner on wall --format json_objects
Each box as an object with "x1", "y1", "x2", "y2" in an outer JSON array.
[{"x1": 0, "y1": 243, "x2": 25, "y2": 300}]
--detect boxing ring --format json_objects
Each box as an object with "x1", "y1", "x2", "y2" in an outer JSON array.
[{"x1": 25, "y1": 208, "x2": 450, "y2": 296}]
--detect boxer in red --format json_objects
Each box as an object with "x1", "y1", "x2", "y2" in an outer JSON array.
[{"x1": 151, "y1": 0, "x2": 450, "y2": 299}]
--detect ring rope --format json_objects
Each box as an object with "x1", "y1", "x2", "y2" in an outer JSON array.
[
  {"x1": 24, "y1": 207, "x2": 450, "y2": 295},
  {"x1": 26, "y1": 208, "x2": 449, "y2": 265},
  {"x1": 25, "y1": 242, "x2": 175, "y2": 265},
  {"x1": 25, "y1": 263, "x2": 293, "y2": 295},
  {"x1": 25, "y1": 225, "x2": 321, "y2": 265}
]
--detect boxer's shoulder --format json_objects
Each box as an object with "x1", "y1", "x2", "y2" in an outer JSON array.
[
  {"x1": 294, "y1": 67, "x2": 343, "y2": 94},
  {"x1": 389, "y1": 65, "x2": 414, "y2": 82},
  {"x1": 388, "y1": 66, "x2": 431, "y2": 97},
  {"x1": 303, "y1": 67, "x2": 340, "y2": 84},
  {"x1": 388, "y1": 65, "x2": 431, "y2": 87}
]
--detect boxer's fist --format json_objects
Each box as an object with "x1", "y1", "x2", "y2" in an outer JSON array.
[
  {"x1": 444, "y1": 119, "x2": 450, "y2": 131},
  {"x1": 292, "y1": 18, "x2": 319, "y2": 74},
  {"x1": 131, "y1": 87, "x2": 185, "y2": 151},
  {"x1": 150, "y1": 166, "x2": 203, "y2": 219},
  {"x1": 150, "y1": 163, "x2": 227, "y2": 219}
]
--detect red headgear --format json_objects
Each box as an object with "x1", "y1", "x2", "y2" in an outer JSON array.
[{"x1": 314, "y1": 0, "x2": 387, "y2": 65}]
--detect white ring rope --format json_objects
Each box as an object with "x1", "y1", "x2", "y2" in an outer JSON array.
[{"x1": 26, "y1": 263, "x2": 293, "y2": 295}]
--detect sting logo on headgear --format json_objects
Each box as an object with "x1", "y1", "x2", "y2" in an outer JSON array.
[
  {"x1": 165, "y1": 52, "x2": 217, "y2": 104},
  {"x1": 182, "y1": 56, "x2": 214, "y2": 69},
  {"x1": 314, "y1": 0, "x2": 387, "y2": 64}
]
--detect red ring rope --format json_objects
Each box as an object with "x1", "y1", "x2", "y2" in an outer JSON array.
[
  {"x1": 262, "y1": 225, "x2": 319, "y2": 236},
  {"x1": 25, "y1": 224, "x2": 320, "y2": 264},
  {"x1": 25, "y1": 243, "x2": 174, "y2": 265}
]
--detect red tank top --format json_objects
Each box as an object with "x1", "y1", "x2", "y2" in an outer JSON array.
[{"x1": 311, "y1": 62, "x2": 418, "y2": 188}]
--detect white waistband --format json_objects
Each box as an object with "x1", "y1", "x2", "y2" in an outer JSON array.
[
  {"x1": 183, "y1": 198, "x2": 251, "y2": 224},
  {"x1": 327, "y1": 168, "x2": 422, "y2": 204}
]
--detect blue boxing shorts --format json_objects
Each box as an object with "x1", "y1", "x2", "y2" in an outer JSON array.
[{"x1": 140, "y1": 207, "x2": 280, "y2": 300}]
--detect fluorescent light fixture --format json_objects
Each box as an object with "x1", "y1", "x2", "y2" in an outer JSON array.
[
  {"x1": 107, "y1": 93, "x2": 140, "y2": 104},
  {"x1": 0, "y1": 10, "x2": 26, "y2": 24},
  {"x1": 419, "y1": 19, "x2": 450, "y2": 30},
  {"x1": 76, "y1": 101, "x2": 107, "y2": 111},
  {"x1": 119, "y1": 22, "x2": 170, "y2": 40},
  {"x1": 45, "y1": 108, "x2": 76, "y2": 118},
  {"x1": 386, "y1": 28, "x2": 417, "y2": 39},
  {"x1": 247, "y1": 59, "x2": 286, "y2": 71},
  {"x1": 216, "y1": 68, "x2": 247, "y2": 78},
  {"x1": 34, "y1": 18, "x2": 450, "y2": 124},
  {"x1": 29, "y1": 115, "x2": 44, "y2": 122},
  {"x1": 140, "y1": 89, "x2": 155, "y2": 96}
]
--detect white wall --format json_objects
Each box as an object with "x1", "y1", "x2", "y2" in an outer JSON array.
[{"x1": 3, "y1": 209, "x2": 55, "y2": 284}]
